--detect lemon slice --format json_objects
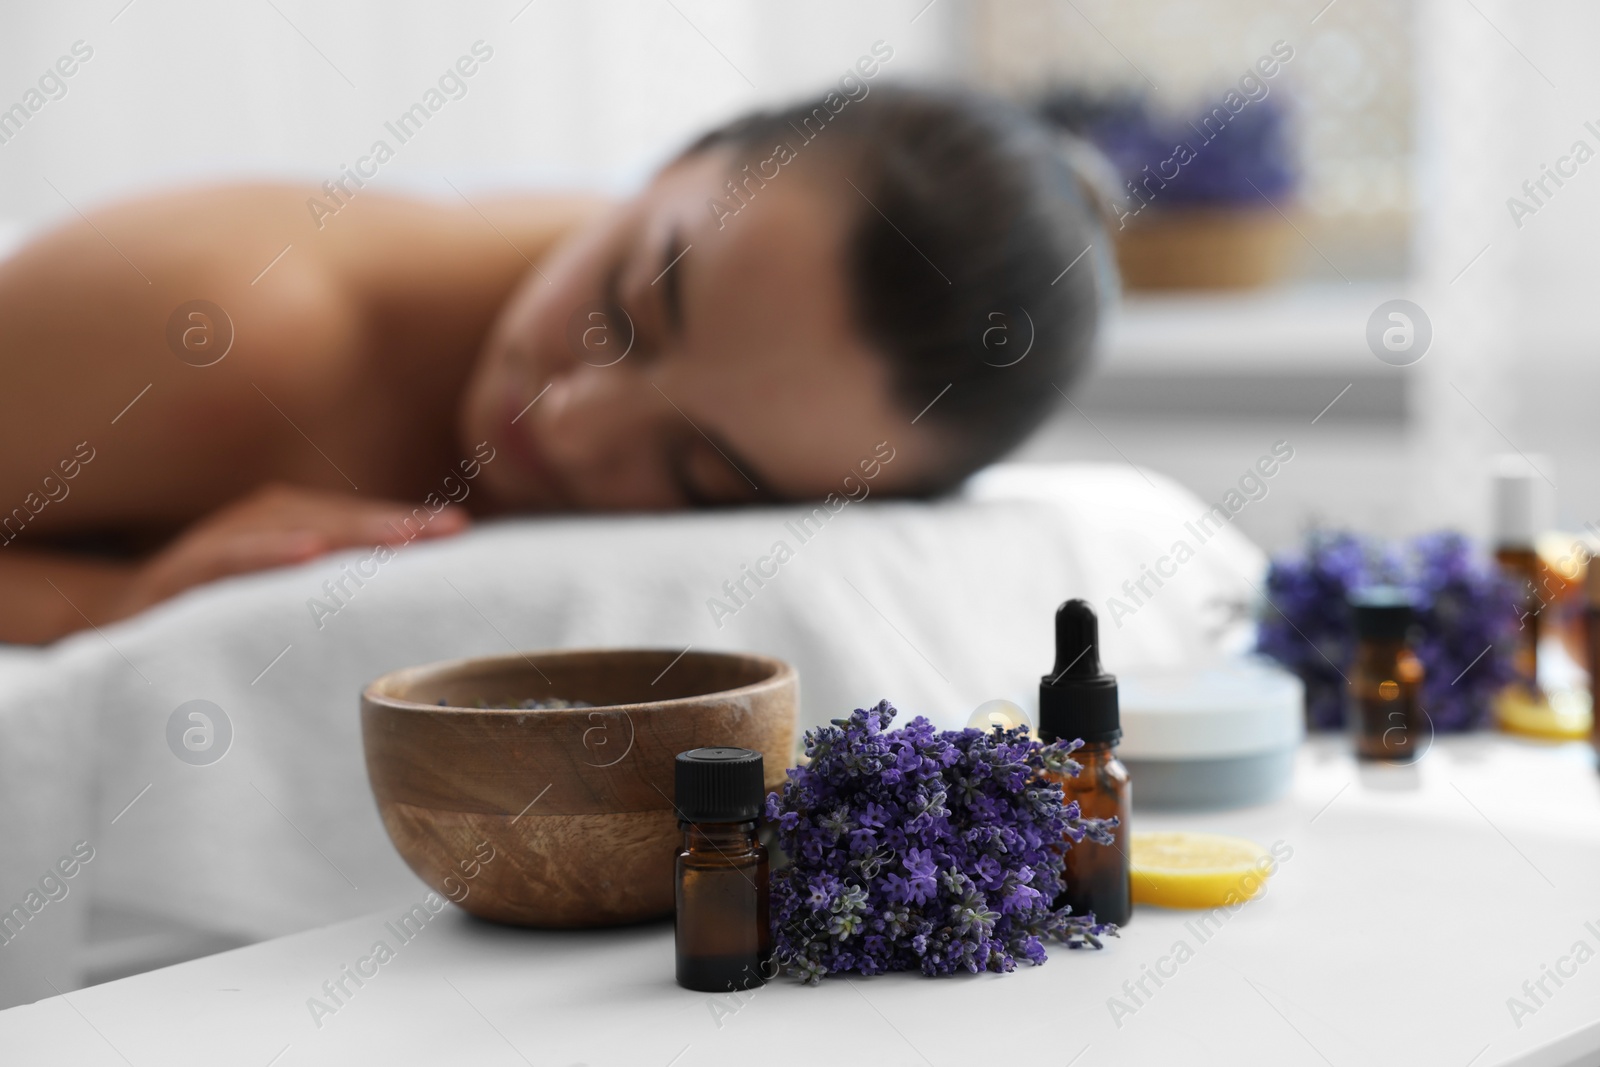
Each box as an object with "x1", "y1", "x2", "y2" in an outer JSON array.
[
  {"x1": 1496, "y1": 687, "x2": 1592, "y2": 742},
  {"x1": 1130, "y1": 832, "x2": 1275, "y2": 910}
]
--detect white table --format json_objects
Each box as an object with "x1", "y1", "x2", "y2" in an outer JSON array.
[{"x1": 4, "y1": 736, "x2": 1599, "y2": 1067}]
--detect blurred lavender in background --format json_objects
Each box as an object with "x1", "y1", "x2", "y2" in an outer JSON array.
[
  {"x1": 1038, "y1": 88, "x2": 1297, "y2": 207},
  {"x1": 1407, "y1": 532, "x2": 1520, "y2": 731},
  {"x1": 1257, "y1": 529, "x2": 1516, "y2": 731}
]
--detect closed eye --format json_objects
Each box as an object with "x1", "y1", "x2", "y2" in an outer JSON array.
[{"x1": 672, "y1": 437, "x2": 768, "y2": 508}]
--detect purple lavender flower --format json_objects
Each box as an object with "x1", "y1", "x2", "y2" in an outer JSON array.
[
  {"x1": 1038, "y1": 89, "x2": 1297, "y2": 206},
  {"x1": 1256, "y1": 529, "x2": 1517, "y2": 731},
  {"x1": 767, "y1": 700, "x2": 1118, "y2": 983},
  {"x1": 1256, "y1": 530, "x2": 1373, "y2": 729},
  {"x1": 1406, "y1": 531, "x2": 1519, "y2": 731}
]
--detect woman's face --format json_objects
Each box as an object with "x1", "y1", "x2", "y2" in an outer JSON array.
[{"x1": 460, "y1": 150, "x2": 943, "y2": 512}]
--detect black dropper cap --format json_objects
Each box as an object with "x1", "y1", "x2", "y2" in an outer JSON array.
[
  {"x1": 674, "y1": 747, "x2": 765, "y2": 823},
  {"x1": 1037, "y1": 599, "x2": 1121, "y2": 745},
  {"x1": 1349, "y1": 586, "x2": 1416, "y2": 641}
]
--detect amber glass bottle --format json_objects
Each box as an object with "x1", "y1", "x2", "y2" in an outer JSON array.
[
  {"x1": 1036, "y1": 599, "x2": 1131, "y2": 927},
  {"x1": 1587, "y1": 565, "x2": 1600, "y2": 761},
  {"x1": 1347, "y1": 587, "x2": 1424, "y2": 762},
  {"x1": 674, "y1": 747, "x2": 771, "y2": 993},
  {"x1": 1493, "y1": 460, "x2": 1548, "y2": 696},
  {"x1": 1055, "y1": 738, "x2": 1131, "y2": 924},
  {"x1": 1496, "y1": 544, "x2": 1542, "y2": 694}
]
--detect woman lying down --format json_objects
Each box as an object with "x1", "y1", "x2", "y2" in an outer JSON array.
[{"x1": 0, "y1": 84, "x2": 1109, "y2": 644}]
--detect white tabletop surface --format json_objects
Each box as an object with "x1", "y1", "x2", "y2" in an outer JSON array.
[{"x1": 3, "y1": 735, "x2": 1599, "y2": 1067}]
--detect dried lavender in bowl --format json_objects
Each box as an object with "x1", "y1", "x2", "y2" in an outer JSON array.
[{"x1": 435, "y1": 697, "x2": 593, "y2": 710}]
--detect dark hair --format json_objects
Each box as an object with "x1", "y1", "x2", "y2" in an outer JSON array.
[{"x1": 687, "y1": 82, "x2": 1113, "y2": 492}]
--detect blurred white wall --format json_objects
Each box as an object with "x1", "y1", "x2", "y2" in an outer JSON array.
[
  {"x1": 1414, "y1": 0, "x2": 1600, "y2": 538},
  {"x1": 0, "y1": 0, "x2": 960, "y2": 241}
]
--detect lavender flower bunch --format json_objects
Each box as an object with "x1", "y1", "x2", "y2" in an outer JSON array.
[
  {"x1": 1257, "y1": 529, "x2": 1517, "y2": 731},
  {"x1": 766, "y1": 700, "x2": 1117, "y2": 984},
  {"x1": 1408, "y1": 532, "x2": 1520, "y2": 731},
  {"x1": 1256, "y1": 530, "x2": 1377, "y2": 729}
]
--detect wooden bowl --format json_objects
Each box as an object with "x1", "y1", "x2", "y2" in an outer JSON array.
[{"x1": 361, "y1": 649, "x2": 797, "y2": 927}]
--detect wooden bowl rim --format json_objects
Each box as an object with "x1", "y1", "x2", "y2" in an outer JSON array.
[{"x1": 362, "y1": 647, "x2": 796, "y2": 717}]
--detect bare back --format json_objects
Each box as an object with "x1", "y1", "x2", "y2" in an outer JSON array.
[{"x1": 0, "y1": 183, "x2": 600, "y2": 544}]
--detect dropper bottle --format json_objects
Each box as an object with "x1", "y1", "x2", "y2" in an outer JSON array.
[{"x1": 1036, "y1": 599, "x2": 1131, "y2": 927}]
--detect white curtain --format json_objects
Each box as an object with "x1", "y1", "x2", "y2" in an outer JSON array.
[
  {"x1": 0, "y1": 0, "x2": 958, "y2": 243},
  {"x1": 1413, "y1": 0, "x2": 1599, "y2": 537}
]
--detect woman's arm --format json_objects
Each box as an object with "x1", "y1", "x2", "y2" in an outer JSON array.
[
  {"x1": 0, "y1": 549, "x2": 132, "y2": 645},
  {"x1": 1, "y1": 484, "x2": 469, "y2": 645}
]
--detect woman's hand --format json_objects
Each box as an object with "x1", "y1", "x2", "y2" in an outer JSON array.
[{"x1": 111, "y1": 483, "x2": 468, "y2": 622}]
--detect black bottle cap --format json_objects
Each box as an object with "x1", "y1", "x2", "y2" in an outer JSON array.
[
  {"x1": 674, "y1": 747, "x2": 765, "y2": 823},
  {"x1": 1037, "y1": 599, "x2": 1120, "y2": 745},
  {"x1": 1349, "y1": 586, "x2": 1416, "y2": 640}
]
